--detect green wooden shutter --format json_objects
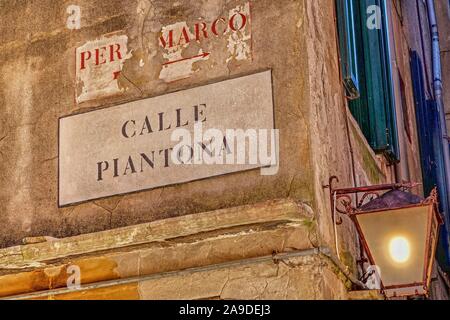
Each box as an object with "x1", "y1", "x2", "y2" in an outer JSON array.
[
  {"x1": 336, "y1": 0, "x2": 360, "y2": 98},
  {"x1": 346, "y1": 0, "x2": 400, "y2": 163},
  {"x1": 348, "y1": 0, "x2": 371, "y2": 139}
]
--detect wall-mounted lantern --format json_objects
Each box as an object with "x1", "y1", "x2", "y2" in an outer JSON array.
[{"x1": 325, "y1": 177, "x2": 443, "y2": 298}]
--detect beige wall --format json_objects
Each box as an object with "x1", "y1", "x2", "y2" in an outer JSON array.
[
  {"x1": 0, "y1": 0, "x2": 430, "y2": 299},
  {"x1": 0, "y1": 199, "x2": 353, "y2": 300},
  {"x1": 0, "y1": 0, "x2": 314, "y2": 247},
  {"x1": 389, "y1": 0, "x2": 423, "y2": 186},
  {"x1": 304, "y1": 0, "x2": 423, "y2": 271}
]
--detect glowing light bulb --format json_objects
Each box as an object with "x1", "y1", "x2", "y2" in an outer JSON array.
[{"x1": 389, "y1": 236, "x2": 411, "y2": 263}]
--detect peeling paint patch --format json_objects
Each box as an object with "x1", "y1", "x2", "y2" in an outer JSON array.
[
  {"x1": 75, "y1": 34, "x2": 132, "y2": 103},
  {"x1": 226, "y1": 2, "x2": 252, "y2": 63},
  {"x1": 157, "y1": 2, "x2": 252, "y2": 82},
  {"x1": 159, "y1": 22, "x2": 210, "y2": 82}
]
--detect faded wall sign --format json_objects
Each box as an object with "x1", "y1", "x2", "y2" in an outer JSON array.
[
  {"x1": 158, "y1": 2, "x2": 252, "y2": 82},
  {"x1": 59, "y1": 71, "x2": 274, "y2": 206},
  {"x1": 75, "y1": 33, "x2": 132, "y2": 103}
]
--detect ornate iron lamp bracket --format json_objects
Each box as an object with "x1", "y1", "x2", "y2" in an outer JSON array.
[{"x1": 323, "y1": 176, "x2": 421, "y2": 225}]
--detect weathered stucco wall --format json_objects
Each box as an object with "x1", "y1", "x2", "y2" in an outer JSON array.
[
  {"x1": 0, "y1": 0, "x2": 315, "y2": 247},
  {"x1": 0, "y1": 0, "x2": 389, "y2": 269},
  {"x1": 0, "y1": 0, "x2": 433, "y2": 300},
  {"x1": 304, "y1": 0, "x2": 361, "y2": 271},
  {"x1": 305, "y1": 0, "x2": 425, "y2": 273},
  {"x1": 0, "y1": 199, "x2": 352, "y2": 300},
  {"x1": 389, "y1": 0, "x2": 423, "y2": 188}
]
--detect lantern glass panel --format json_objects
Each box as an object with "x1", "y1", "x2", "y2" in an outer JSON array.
[{"x1": 355, "y1": 205, "x2": 431, "y2": 288}]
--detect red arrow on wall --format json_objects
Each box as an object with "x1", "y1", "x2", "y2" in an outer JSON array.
[{"x1": 162, "y1": 52, "x2": 210, "y2": 66}]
